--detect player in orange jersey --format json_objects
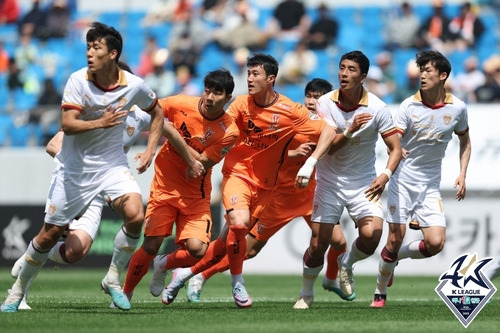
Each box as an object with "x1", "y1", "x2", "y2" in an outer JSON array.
[
  {"x1": 161, "y1": 54, "x2": 337, "y2": 308},
  {"x1": 121, "y1": 69, "x2": 240, "y2": 305},
  {"x1": 181, "y1": 78, "x2": 351, "y2": 306}
]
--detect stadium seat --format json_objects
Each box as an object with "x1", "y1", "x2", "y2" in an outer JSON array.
[{"x1": 0, "y1": 113, "x2": 13, "y2": 146}]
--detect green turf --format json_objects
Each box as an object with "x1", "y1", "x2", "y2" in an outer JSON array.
[{"x1": 0, "y1": 268, "x2": 498, "y2": 333}]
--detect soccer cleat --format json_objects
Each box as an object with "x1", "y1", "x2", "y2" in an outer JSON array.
[
  {"x1": 162, "y1": 268, "x2": 185, "y2": 305},
  {"x1": 187, "y1": 273, "x2": 205, "y2": 303},
  {"x1": 337, "y1": 253, "x2": 355, "y2": 298},
  {"x1": 322, "y1": 276, "x2": 356, "y2": 301},
  {"x1": 150, "y1": 255, "x2": 169, "y2": 297},
  {"x1": 1, "y1": 289, "x2": 23, "y2": 313},
  {"x1": 293, "y1": 296, "x2": 313, "y2": 309},
  {"x1": 101, "y1": 279, "x2": 131, "y2": 311},
  {"x1": 369, "y1": 293, "x2": 387, "y2": 308},
  {"x1": 109, "y1": 292, "x2": 132, "y2": 309},
  {"x1": 18, "y1": 293, "x2": 31, "y2": 310},
  {"x1": 11, "y1": 253, "x2": 26, "y2": 279},
  {"x1": 232, "y1": 281, "x2": 252, "y2": 308}
]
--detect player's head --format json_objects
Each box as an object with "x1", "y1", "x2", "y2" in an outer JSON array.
[
  {"x1": 86, "y1": 22, "x2": 123, "y2": 63},
  {"x1": 247, "y1": 53, "x2": 279, "y2": 78},
  {"x1": 204, "y1": 68, "x2": 235, "y2": 96},
  {"x1": 340, "y1": 50, "x2": 370, "y2": 76},
  {"x1": 304, "y1": 78, "x2": 332, "y2": 114},
  {"x1": 415, "y1": 49, "x2": 451, "y2": 87},
  {"x1": 246, "y1": 53, "x2": 279, "y2": 94}
]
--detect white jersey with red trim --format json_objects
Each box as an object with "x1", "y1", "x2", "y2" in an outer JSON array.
[
  {"x1": 59, "y1": 67, "x2": 157, "y2": 174},
  {"x1": 315, "y1": 88, "x2": 396, "y2": 187},
  {"x1": 395, "y1": 91, "x2": 468, "y2": 185}
]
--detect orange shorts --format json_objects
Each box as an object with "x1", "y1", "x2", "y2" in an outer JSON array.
[
  {"x1": 144, "y1": 190, "x2": 212, "y2": 245},
  {"x1": 221, "y1": 176, "x2": 273, "y2": 227},
  {"x1": 249, "y1": 185, "x2": 314, "y2": 242}
]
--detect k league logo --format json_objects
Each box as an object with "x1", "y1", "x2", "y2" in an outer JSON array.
[{"x1": 435, "y1": 253, "x2": 496, "y2": 328}]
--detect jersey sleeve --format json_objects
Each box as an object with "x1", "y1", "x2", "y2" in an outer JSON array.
[
  {"x1": 134, "y1": 78, "x2": 158, "y2": 112},
  {"x1": 376, "y1": 105, "x2": 398, "y2": 138},
  {"x1": 454, "y1": 101, "x2": 469, "y2": 135},
  {"x1": 316, "y1": 95, "x2": 337, "y2": 128},
  {"x1": 394, "y1": 100, "x2": 410, "y2": 135},
  {"x1": 61, "y1": 72, "x2": 83, "y2": 111},
  {"x1": 292, "y1": 102, "x2": 326, "y2": 140}
]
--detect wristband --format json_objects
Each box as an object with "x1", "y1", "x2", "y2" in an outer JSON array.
[
  {"x1": 343, "y1": 129, "x2": 353, "y2": 139},
  {"x1": 381, "y1": 168, "x2": 392, "y2": 179},
  {"x1": 304, "y1": 156, "x2": 318, "y2": 167}
]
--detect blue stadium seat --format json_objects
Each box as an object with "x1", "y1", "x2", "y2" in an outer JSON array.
[
  {"x1": 8, "y1": 122, "x2": 32, "y2": 147},
  {"x1": 0, "y1": 113, "x2": 12, "y2": 146}
]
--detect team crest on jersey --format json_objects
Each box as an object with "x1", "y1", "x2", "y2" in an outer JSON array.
[
  {"x1": 117, "y1": 97, "x2": 127, "y2": 108},
  {"x1": 48, "y1": 204, "x2": 56, "y2": 216},
  {"x1": 269, "y1": 113, "x2": 280, "y2": 130},
  {"x1": 389, "y1": 205, "x2": 396, "y2": 215},
  {"x1": 436, "y1": 253, "x2": 496, "y2": 328},
  {"x1": 203, "y1": 128, "x2": 214, "y2": 141},
  {"x1": 443, "y1": 114, "x2": 452, "y2": 125},
  {"x1": 126, "y1": 126, "x2": 135, "y2": 137},
  {"x1": 230, "y1": 195, "x2": 238, "y2": 205}
]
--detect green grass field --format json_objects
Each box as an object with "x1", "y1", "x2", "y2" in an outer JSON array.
[{"x1": 0, "y1": 268, "x2": 498, "y2": 333}]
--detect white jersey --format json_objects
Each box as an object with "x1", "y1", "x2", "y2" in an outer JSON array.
[
  {"x1": 315, "y1": 88, "x2": 396, "y2": 188},
  {"x1": 58, "y1": 67, "x2": 157, "y2": 176},
  {"x1": 394, "y1": 91, "x2": 468, "y2": 185},
  {"x1": 123, "y1": 106, "x2": 151, "y2": 153}
]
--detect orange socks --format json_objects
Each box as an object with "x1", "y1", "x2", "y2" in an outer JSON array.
[
  {"x1": 226, "y1": 225, "x2": 248, "y2": 275},
  {"x1": 165, "y1": 248, "x2": 200, "y2": 271},
  {"x1": 202, "y1": 255, "x2": 230, "y2": 280},
  {"x1": 325, "y1": 247, "x2": 346, "y2": 280},
  {"x1": 191, "y1": 237, "x2": 227, "y2": 275},
  {"x1": 123, "y1": 247, "x2": 155, "y2": 294}
]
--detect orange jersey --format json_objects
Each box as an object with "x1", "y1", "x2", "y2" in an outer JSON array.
[
  {"x1": 152, "y1": 95, "x2": 239, "y2": 198},
  {"x1": 223, "y1": 94, "x2": 325, "y2": 190}
]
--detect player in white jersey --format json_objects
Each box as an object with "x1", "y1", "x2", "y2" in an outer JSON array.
[
  {"x1": 1, "y1": 22, "x2": 204, "y2": 313},
  {"x1": 295, "y1": 51, "x2": 401, "y2": 302},
  {"x1": 370, "y1": 50, "x2": 471, "y2": 308}
]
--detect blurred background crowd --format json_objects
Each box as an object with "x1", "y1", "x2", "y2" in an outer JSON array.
[{"x1": 0, "y1": 0, "x2": 499, "y2": 147}]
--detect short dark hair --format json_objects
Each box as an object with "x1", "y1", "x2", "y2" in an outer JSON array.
[
  {"x1": 247, "y1": 53, "x2": 279, "y2": 77},
  {"x1": 340, "y1": 50, "x2": 370, "y2": 75},
  {"x1": 415, "y1": 49, "x2": 452, "y2": 81},
  {"x1": 305, "y1": 78, "x2": 332, "y2": 95},
  {"x1": 204, "y1": 68, "x2": 235, "y2": 95},
  {"x1": 86, "y1": 22, "x2": 123, "y2": 62}
]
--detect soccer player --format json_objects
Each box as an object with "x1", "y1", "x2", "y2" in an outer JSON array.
[
  {"x1": 160, "y1": 53, "x2": 329, "y2": 308},
  {"x1": 1, "y1": 22, "x2": 202, "y2": 313},
  {"x1": 183, "y1": 79, "x2": 349, "y2": 306},
  {"x1": 484, "y1": 258, "x2": 500, "y2": 282},
  {"x1": 370, "y1": 49, "x2": 471, "y2": 308},
  {"x1": 121, "y1": 68, "x2": 240, "y2": 303},
  {"x1": 295, "y1": 50, "x2": 401, "y2": 304}
]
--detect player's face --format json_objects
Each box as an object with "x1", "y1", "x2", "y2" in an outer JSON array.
[
  {"x1": 419, "y1": 61, "x2": 446, "y2": 91},
  {"x1": 247, "y1": 65, "x2": 271, "y2": 96},
  {"x1": 338, "y1": 59, "x2": 366, "y2": 91},
  {"x1": 304, "y1": 91, "x2": 323, "y2": 114},
  {"x1": 86, "y1": 38, "x2": 116, "y2": 72},
  {"x1": 201, "y1": 87, "x2": 230, "y2": 117}
]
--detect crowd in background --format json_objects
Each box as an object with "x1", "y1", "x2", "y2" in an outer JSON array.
[{"x1": 0, "y1": 0, "x2": 499, "y2": 147}]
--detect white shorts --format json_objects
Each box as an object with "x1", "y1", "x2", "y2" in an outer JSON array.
[
  {"x1": 44, "y1": 165, "x2": 141, "y2": 226},
  {"x1": 386, "y1": 181, "x2": 445, "y2": 228},
  {"x1": 311, "y1": 181, "x2": 384, "y2": 225},
  {"x1": 67, "y1": 196, "x2": 106, "y2": 240}
]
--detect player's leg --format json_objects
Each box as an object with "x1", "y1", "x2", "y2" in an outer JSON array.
[
  {"x1": 484, "y1": 257, "x2": 500, "y2": 281},
  {"x1": 322, "y1": 223, "x2": 347, "y2": 296}
]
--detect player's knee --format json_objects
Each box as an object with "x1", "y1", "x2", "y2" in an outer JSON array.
[
  {"x1": 186, "y1": 241, "x2": 208, "y2": 259},
  {"x1": 425, "y1": 239, "x2": 445, "y2": 256}
]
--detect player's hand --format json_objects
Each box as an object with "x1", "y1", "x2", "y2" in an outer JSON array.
[
  {"x1": 349, "y1": 113, "x2": 373, "y2": 133},
  {"x1": 186, "y1": 160, "x2": 205, "y2": 180},
  {"x1": 134, "y1": 150, "x2": 155, "y2": 174},
  {"x1": 402, "y1": 148, "x2": 410, "y2": 159},
  {"x1": 295, "y1": 156, "x2": 317, "y2": 188},
  {"x1": 364, "y1": 175, "x2": 388, "y2": 202},
  {"x1": 454, "y1": 174, "x2": 467, "y2": 201},
  {"x1": 100, "y1": 104, "x2": 127, "y2": 128},
  {"x1": 289, "y1": 142, "x2": 316, "y2": 158}
]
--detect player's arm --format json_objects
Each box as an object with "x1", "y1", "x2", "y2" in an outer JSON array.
[
  {"x1": 61, "y1": 105, "x2": 127, "y2": 135},
  {"x1": 288, "y1": 142, "x2": 316, "y2": 158},
  {"x1": 364, "y1": 133, "x2": 402, "y2": 202},
  {"x1": 46, "y1": 131, "x2": 64, "y2": 158},
  {"x1": 454, "y1": 130, "x2": 471, "y2": 201},
  {"x1": 161, "y1": 119, "x2": 205, "y2": 178},
  {"x1": 133, "y1": 102, "x2": 164, "y2": 174}
]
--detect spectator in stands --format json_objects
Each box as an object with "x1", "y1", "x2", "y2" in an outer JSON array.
[
  {"x1": 37, "y1": 0, "x2": 71, "y2": 39},
  {"x1": 29, "y1": 77, "x2": 62, "y2": 144},
  {"x1": 136, "y1": 35, "x2": 159, "y2": 78},
  {"x1": 385, "y1": 2, "x2": 420, "y2": 51},
  {"x1": 173, "y1": 64, "x2": 201, "y2": 96},
  {"x1": 267, "y1": 0, "x2": 310, "y2": 41},
  {"x1": 0, "y1": 41, "x2": 9, "y2": 73},
  {"x1": 14, "y1": 32, "x2": 38, "y2": 70},
  {"x1": 393, "y1": 59, "x2": 420, "y2": 104},
  {"x1": 0, "y1": 0, "x2": 20, "y2": 24},
  {"x1": 144, "y1": 48, "x2": 176, "y2": 98},
  {"x1": 17, "y1": 0, "x2": 45, "y2": 37},
  {"x1": 230, "y1": 46, "x2": 250, "y2": 100},
  {"x1": 415, "y1": 0, "x2": 454, "y2": 54},
  {"x1": 142, "y1": 0, "x2": 193, "y2": 26},
  {"x1": 212, "y1": 0, "x2": 269, "y2": 52},
  {"x1": 168, "y1": 5, "x2": 210, "y2": 75},
  {"x1": 304, "y1": 3, "x2": 338, "y2": 50},
  {"x1": 452, "y1": 56, "x2": 485, "y2": 103},
  {"x1": 200, "y1": 0, "x2": 232, "y2": 27},
  {"x1": 277, "y1": 39, "x2": 317, "y2": 85},
  {"x1": 365, "y1": 51, "x2": 395, "y2": 103},
  {"x1": 475, "y1": 54, "x2": 500, "y2": 103},
  {"x1": 7, "y1": 57, "x2": 23, "y2": 92},
  {"x1": 449, "y1": 2, "x2": 485, "y2": 50}
]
